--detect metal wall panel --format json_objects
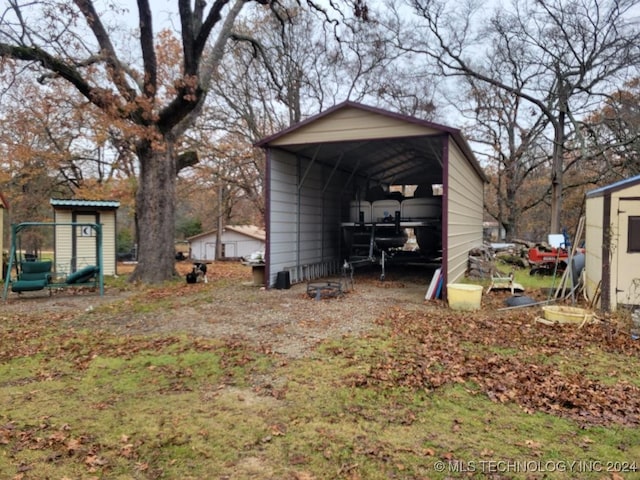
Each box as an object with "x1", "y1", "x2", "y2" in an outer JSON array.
[
  {"x1": 268, "y1": 106, "x2": 439, "y2": 146},
  {"x1": 267, "y1": 150, "x2": 347, "y2": 286},
  {"x1": 446, "y1": 140, "x2": 484, "y2": 284}
]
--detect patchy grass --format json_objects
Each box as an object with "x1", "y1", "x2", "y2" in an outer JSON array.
[
  {"x1": 1, "y1": 265, "x2": 640, "y2": 479},
  {"x1": 471, "y1": 259, "x2": 559, "y2": 291}
]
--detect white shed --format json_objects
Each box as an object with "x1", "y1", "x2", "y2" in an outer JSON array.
[
  {"x1": 256, "y1": 101, "x2": 487, "y2": 294},
  {"x1": 50, "y1": 199, "x2": 120, "y2": 276},
  {"x1": 585, "y1": 175, "x2": 640, "y2": 312},
  {"x1": 188, "y1": 225, "x2": 265, "y2": 262}
]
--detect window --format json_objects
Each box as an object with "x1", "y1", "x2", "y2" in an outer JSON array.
[{"x1": 628, "y1": 216, "x2": 640, "y2": 252}]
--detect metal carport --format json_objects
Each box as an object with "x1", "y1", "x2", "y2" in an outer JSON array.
[{"x1": 256, "y1": 101, "x2": 487, "y2": 297}]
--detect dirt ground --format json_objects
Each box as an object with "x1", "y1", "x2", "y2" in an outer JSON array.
[{"x1": 0, "y1": 261, "x2": 547, "y2": 358}]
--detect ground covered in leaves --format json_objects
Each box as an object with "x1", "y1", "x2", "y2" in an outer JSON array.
[{"x1": 1, "y1": 261, "x2": 639, "y2": 479}]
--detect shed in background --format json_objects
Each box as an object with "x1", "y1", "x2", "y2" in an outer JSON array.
[
  {"x1": 585, "y1": 175, "x2": 640, "y2": 312},
  {"x1": 188, "y1": 225, "x2": 265, "y2": 262},
  {"x1": 50, "y1": 199, "x2": 119, "y2": 276},
  {"x1": 256, "y1": 101, "x2": 487, "y2": 294}
]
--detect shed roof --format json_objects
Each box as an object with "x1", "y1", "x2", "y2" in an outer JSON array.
[
  {"x1": 586, "y1": 174, "x2": 640, "y2": 198},
  {"x1": 187, "y1": 225, "x2": 266, "y2": 242},
  {"x1": 256, "y1": 100, "x2": 487, "y2": 186},
  {"x1": 50, "y1": 198, "x2": 120, "y2": 209}
]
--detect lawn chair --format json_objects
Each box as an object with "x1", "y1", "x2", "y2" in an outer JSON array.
[{"x1": 486, "y1": 269, "x2": 524, "y2": 295}]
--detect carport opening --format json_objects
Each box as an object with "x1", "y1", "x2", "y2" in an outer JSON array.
[{"x1": 341, "y1": 182, "x2": 443, "y2": 280}]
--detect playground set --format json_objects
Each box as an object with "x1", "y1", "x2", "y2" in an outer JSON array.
[{"x1": 2, "y1": 222, "x2": 104, "y2": 300}]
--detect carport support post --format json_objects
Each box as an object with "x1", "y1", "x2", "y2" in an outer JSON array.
[{"x1": 441, "y1": 137, "x2": 449, "y2": 300}]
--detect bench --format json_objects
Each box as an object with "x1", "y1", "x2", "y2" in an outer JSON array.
[
  {"x1": 11, "y1": 261, "x2": 53, "y2": 293},
  {"x1": 10, "y1": 262, "x2": 100, "y2": 294}
]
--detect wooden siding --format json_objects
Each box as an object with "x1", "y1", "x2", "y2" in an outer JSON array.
[
  {"x1": 101, "y1": 213, "x2": 117, "y2": 275},
  {"x1": 446, "y1": 139, "x2": 484, "y2": 284},
  {"x1": 53, "y1": 211, "x2": 74, "y2": 275},
  {"x1": 585, "y1": 195, "x2": 603, "y2": 307},
  {"x1": 75, "y1": 213, "x2": 98, "y2": 270},
  {"x1": 586, "y1": 182, "x2": 640, "y2": 311},
  {"x1": 613, "y1": 197, "x2": 640, "y2": 307},
  {"x1": 268, "y1": 150, "x2": 345, "y2": 286},
  {"x1": 268, "y1": 106, "x2": 440, "y2": 146},
  {"x1": 53, "y1": 210, "x2": 116, "y2": 276}
]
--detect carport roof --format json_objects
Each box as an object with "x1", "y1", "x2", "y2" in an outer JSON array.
[{"x1": 256, "y1": 101, "x2": 486, "y2": 186}]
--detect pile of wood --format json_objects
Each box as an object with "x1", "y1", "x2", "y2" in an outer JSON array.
[
  {"x1": 467, "y1": 242, "x2": 531, "y2": 279},
  {"x1": 467, "y1": 244, "x2": 495, "y2": 279}
]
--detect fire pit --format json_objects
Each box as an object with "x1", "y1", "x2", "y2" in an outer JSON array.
[{"x1": 306, "y1": 281, "x2": 343, "y2": 300}]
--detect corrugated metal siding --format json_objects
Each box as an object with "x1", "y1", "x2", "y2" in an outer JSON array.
[
  {"x1": 446, "y1": 140, "x2": 484, "y2": 284},
  {"x1": 268, "y1": 106, "x2": 439, "y2": 146},
  {"x1": 190, "y1": 231, "x2": 265, "y2": 261},
  {"x1": 585, "y1": 196, "x2": 603, "y2": 307},
  {"x1": 268, "y1": 152, "x2": 299, "y2": 283},
  {"x1": 50, "y1": 199, "x2": 119, "y2": 208},
  {"x1": 224, "y1": 233, "x2": 264, "y2": 258},
  {"x1": 267, "y1": 150, "x2": 344, "y2": 286},
  {"x1": 190, "y1": 237, "x2": 215, "y2": 261}
]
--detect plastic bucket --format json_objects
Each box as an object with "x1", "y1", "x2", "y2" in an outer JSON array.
[
  {"x1": 542, "y1": 305, "x2": 593, "y2": 324},
  {"x1": 447, "y1": 283, "x2": 483, "y2": 311}
]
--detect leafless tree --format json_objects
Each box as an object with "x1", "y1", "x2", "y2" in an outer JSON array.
[
  {"x1": 0, "y1": 0, "x2": 366, "y2": 283},
  {"x1": 181, "y1": 2, "x2": 439, "y2": 237},
  {"x1": 461, "y1": 78, "x2": 550, "y2": 239},
  {"x1": 583, "y1": 78, "x2": 640, "y2": 179},
  {"x1": 391, "y1": 0, "x2": 640, "y2": 233}
]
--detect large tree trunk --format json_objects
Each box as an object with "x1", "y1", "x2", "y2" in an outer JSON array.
[
  {"x1": 550, "y1": 82, "x2": 567, "y2": 235},
  {"x1": 130, "y1": 138, "x2": 177, "y2": 283}
]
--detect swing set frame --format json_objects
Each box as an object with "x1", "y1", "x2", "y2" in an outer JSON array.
[{"x1": 2, "y1": 222, "x2": 105, "y2": 300}]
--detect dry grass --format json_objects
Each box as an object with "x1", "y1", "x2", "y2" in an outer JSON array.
[{"x1": 1, "y1": 261, "x2": 639, "y2": 479}]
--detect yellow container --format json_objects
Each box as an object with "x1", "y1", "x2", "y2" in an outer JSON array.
[
  {"x1": 447, "y1": 283, "x2": 483, "y2": 311},
  {"x1": 542, "y1": 305, "x2": 593, "y2": 324}
]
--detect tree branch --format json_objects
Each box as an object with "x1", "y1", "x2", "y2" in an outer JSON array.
[
  {"x1": 137, "y1": 0, "x2": 157, "y2": 98},
  {"x1": 73, "y1": 0, "x2": 137, "y2": 102}
]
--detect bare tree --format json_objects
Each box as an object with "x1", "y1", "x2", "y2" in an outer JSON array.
[
  {"x1": 0, "y1": 0, "x2": 365, "y2": 283},
  {"x1": 182, "y1": 2, "x2": 439, "y2": 233},
  {"x1": 392, "y1": 0, "x2": 640, "y2": 233},
  {"x1": 584, "y1": 78, "x2": 640, "y2": 178},
  {"x1": 462, "y1": 78, "x2": 550, "y2": 239}
]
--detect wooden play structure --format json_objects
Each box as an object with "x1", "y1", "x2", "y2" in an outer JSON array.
[{"x1": 2, "y1": 222, "x2": 104, "y2": 299}]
